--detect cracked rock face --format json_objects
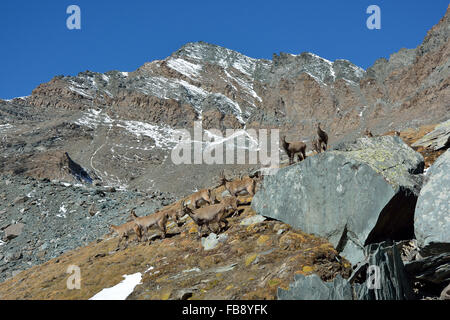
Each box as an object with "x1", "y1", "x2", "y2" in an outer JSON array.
[
  {"x1": 252, "y1": 136, "x2": 424, "y2": 264},
  {"x1": 414, "y1": 149, "x2": 450, "y2": 256}
]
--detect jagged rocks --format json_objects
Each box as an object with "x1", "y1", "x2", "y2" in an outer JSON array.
[
  {"x1": 252, "y1": 136, "x2": 424, "y2": 264},
  {"x1": 412, "y1": 119, "x2": 450, "y2": 151},
  {"x1": 279, "y1": 241, "x2": 413, "y2": 300},
  {"x1": 405, "y1": 252, "x2": 450, "y2": 285},
  {"x1": 414, "y1": 149, "x2": 450, "y2": 256},
  {"x1": 351, "y1": 242, "x2": 414, "y2": 300}
]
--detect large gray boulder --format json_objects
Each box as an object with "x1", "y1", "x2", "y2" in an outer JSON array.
[
  {"x1": 278, "y1": 274, "x2": 354, "y2": 300},
  {"x1": 252, "y1": 136, "x2": 424, "y2": 264},
  {"x1": 412, "y1": 119, "x2": 450, "y2": 151},
  {"x1": 414, "y1": 149, "x2": 450, "y2": 256}
]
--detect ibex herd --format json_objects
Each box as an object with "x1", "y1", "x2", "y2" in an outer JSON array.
[
  {"x1": 109, "y1": 121, "x2": 397, "y2": 249},
  {"x1": 109, "y1": 172, "x2": 257, "y2": 249}
]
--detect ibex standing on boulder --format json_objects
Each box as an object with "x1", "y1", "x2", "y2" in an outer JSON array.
[
  {"x1": 317, "y1": 123, "x2": 328, "y2": 151},
  {"x1": 281, "y1": 135, "x2": 307, "y2": 165},
  {"x1": 219, "y1": 171, "x2": 255, "y2": 197}
]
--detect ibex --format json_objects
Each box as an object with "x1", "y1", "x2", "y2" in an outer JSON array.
[
  {"x1": 132, "y1": 210, "x2": 170, "y2": 242},
  {"x1": 109, "y1": 221, "x2": 142, "y2": 249},
  {"x1": 182, "y1": 197, "x2": 238, "y2": 238},
  {"x1": 162, "y1": 203, "x2": 185, "y2": 227},
  {"x1": 317, "y1": 122, "x2": 328, "y2": 151},
  {"x1": 365, "y1": 129, "x2": 374, "y2": 137},
  {"x1": 219, "y1": 170, "x2": 255, "y2": 197},
  {"x1": 394, "y1": 131, "x2": 401, "y2": 137},
  {"x1": 185, "y1": 189, "x2": 212, "y2": 209},
  {"x1": 281, "y1": 135, "x2": 307, "y2": 165}
]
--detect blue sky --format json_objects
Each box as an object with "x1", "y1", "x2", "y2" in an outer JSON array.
[{"x1": 0, "y1": 0, "x2": 448, "y2": 99}]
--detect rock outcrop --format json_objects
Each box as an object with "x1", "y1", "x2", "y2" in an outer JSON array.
[
  {"x1": 412, "y1": 119, "x2": 450, "y2": 151},
  {"x1": 414, "y1": 149, "x2": 450, "y2": 256},
  {"x1": 279, "y1": 241, "x2": 414, "y2": 300},
  {"x1": 252, "y1": 136, "x2": 424, "y2": 264}
]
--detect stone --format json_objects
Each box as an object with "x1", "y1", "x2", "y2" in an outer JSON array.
[
  {"x1": 252, "y1": 136, "x2": 424, "y2": 264},
  {"x1": 201, "y1": 233, "x2": 228, "y2": 251},
  {"x1": 4, "y1": 251, "x2": 22, "y2": 262},
  {"x1": 414, "y1": 149, "x2": 450, "y2": 256},
  {"x1": 3, "y1": 223, "x2": 25, "y2": 240},
  {"x1": 279, "y1": 241, "x2": 414, "y2": 300},
  {"x1": 412, "y1": 119, "x2": 450, "y2": 151},
  {"x1": 13, "y1": 196, "x2": 29, "y2": 205},
  {"x1": 240, "y1": 215, "x2": 266, "y2": 226},
  {"x1": 440, "y1": 283, "x2": 450, "y2": 300},
  {"x1": 405, "y1": 252, "x2": 450, "y2": 284},
  {"x1": 278, "y1": 274, "x2": 354, "y2": 300},
  {"x1": 351, "y1": 241, "x2": 414, "y2": 300}
]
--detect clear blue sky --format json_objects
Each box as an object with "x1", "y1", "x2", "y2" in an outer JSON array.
[{"x1": 0, "y1": 0, "x2": 448, "y2": 99}]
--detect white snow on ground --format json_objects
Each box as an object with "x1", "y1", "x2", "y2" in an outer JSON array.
[
  {"x1": 116, "y1": 120, "x2": 182, "y2": 149},
  {"x1": 56, "y1": 204, "x2": 67, "y2": 218},
  {"x1": 0, "y1": 124, "x2": 13, "y2": 134},
  {"x1": 203, "y1": 128, "x2": 260, "y2": 151},
  {"x1": 347, "y1": 63, "x2": 365, "y2": 79},
  {"x1": 68, "y1": 86, "x2": 94, "y2": 99},
  {"x1": 136, "y1": 76, "x2": 208, "y2": 113},
  {"x1": 121, "y1": 72, "x2": 129, "y2": 77},
  {"x1": 224, "y1": 70, "x2": 262, "y2": 103},
  {"x1": 101, "y1": 74, "x2": 110, "y2": 82},
  {"x1": 75, "y1": 109, "x2": 181, "y2": 150},
  {"x1": 306, "y1": 52, "x2": 333, "y2": 65},
  {"x1": 211, "y1": 93, "x2": 245, "y2": 124},
  {"x1": 89, "y1": 273, "x2": 142, "y2": 300},
  {"x1": 74, "y1": 109, "x2": 114, "y2": 129},
  {"x1": 2, "y1": 95, "x2": 30, "y2": 102},
  {"x1": 167, "y1": 58, "x2": 202, "y2": 79}
]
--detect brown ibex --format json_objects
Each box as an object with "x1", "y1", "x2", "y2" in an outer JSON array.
[
  {"x1": 219, "y1": 170, "x2": 255, "y2": 197},
  {"x1": 185, "y1": 189, "x2": 212, "y2": 209},
  {"x1": 109, "y1": 221, "x2": 142, "y2": 249},
  {"x1": 182, "y1": 197, "x2": 238, "y2": 238},
  {"x1": 132, "y1": 210, "x2": 170, "y2": 242},
  {"x1": 317, "y1": 122, "x2": 328, "y2": 151},
  {"x1": 281, "y1": 135, "x2": 307, "y2": 165},
  {"x1": 365, "y1": 129, "x2": 374, "y2": 137}
]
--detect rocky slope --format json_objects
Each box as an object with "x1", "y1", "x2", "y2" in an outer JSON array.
[
  {"x1": 0, "y1": 5, "x2": 448, "y2": 300},
  {"x1": 0, "y1": 122, "x2": 446, "y2": 299}
]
